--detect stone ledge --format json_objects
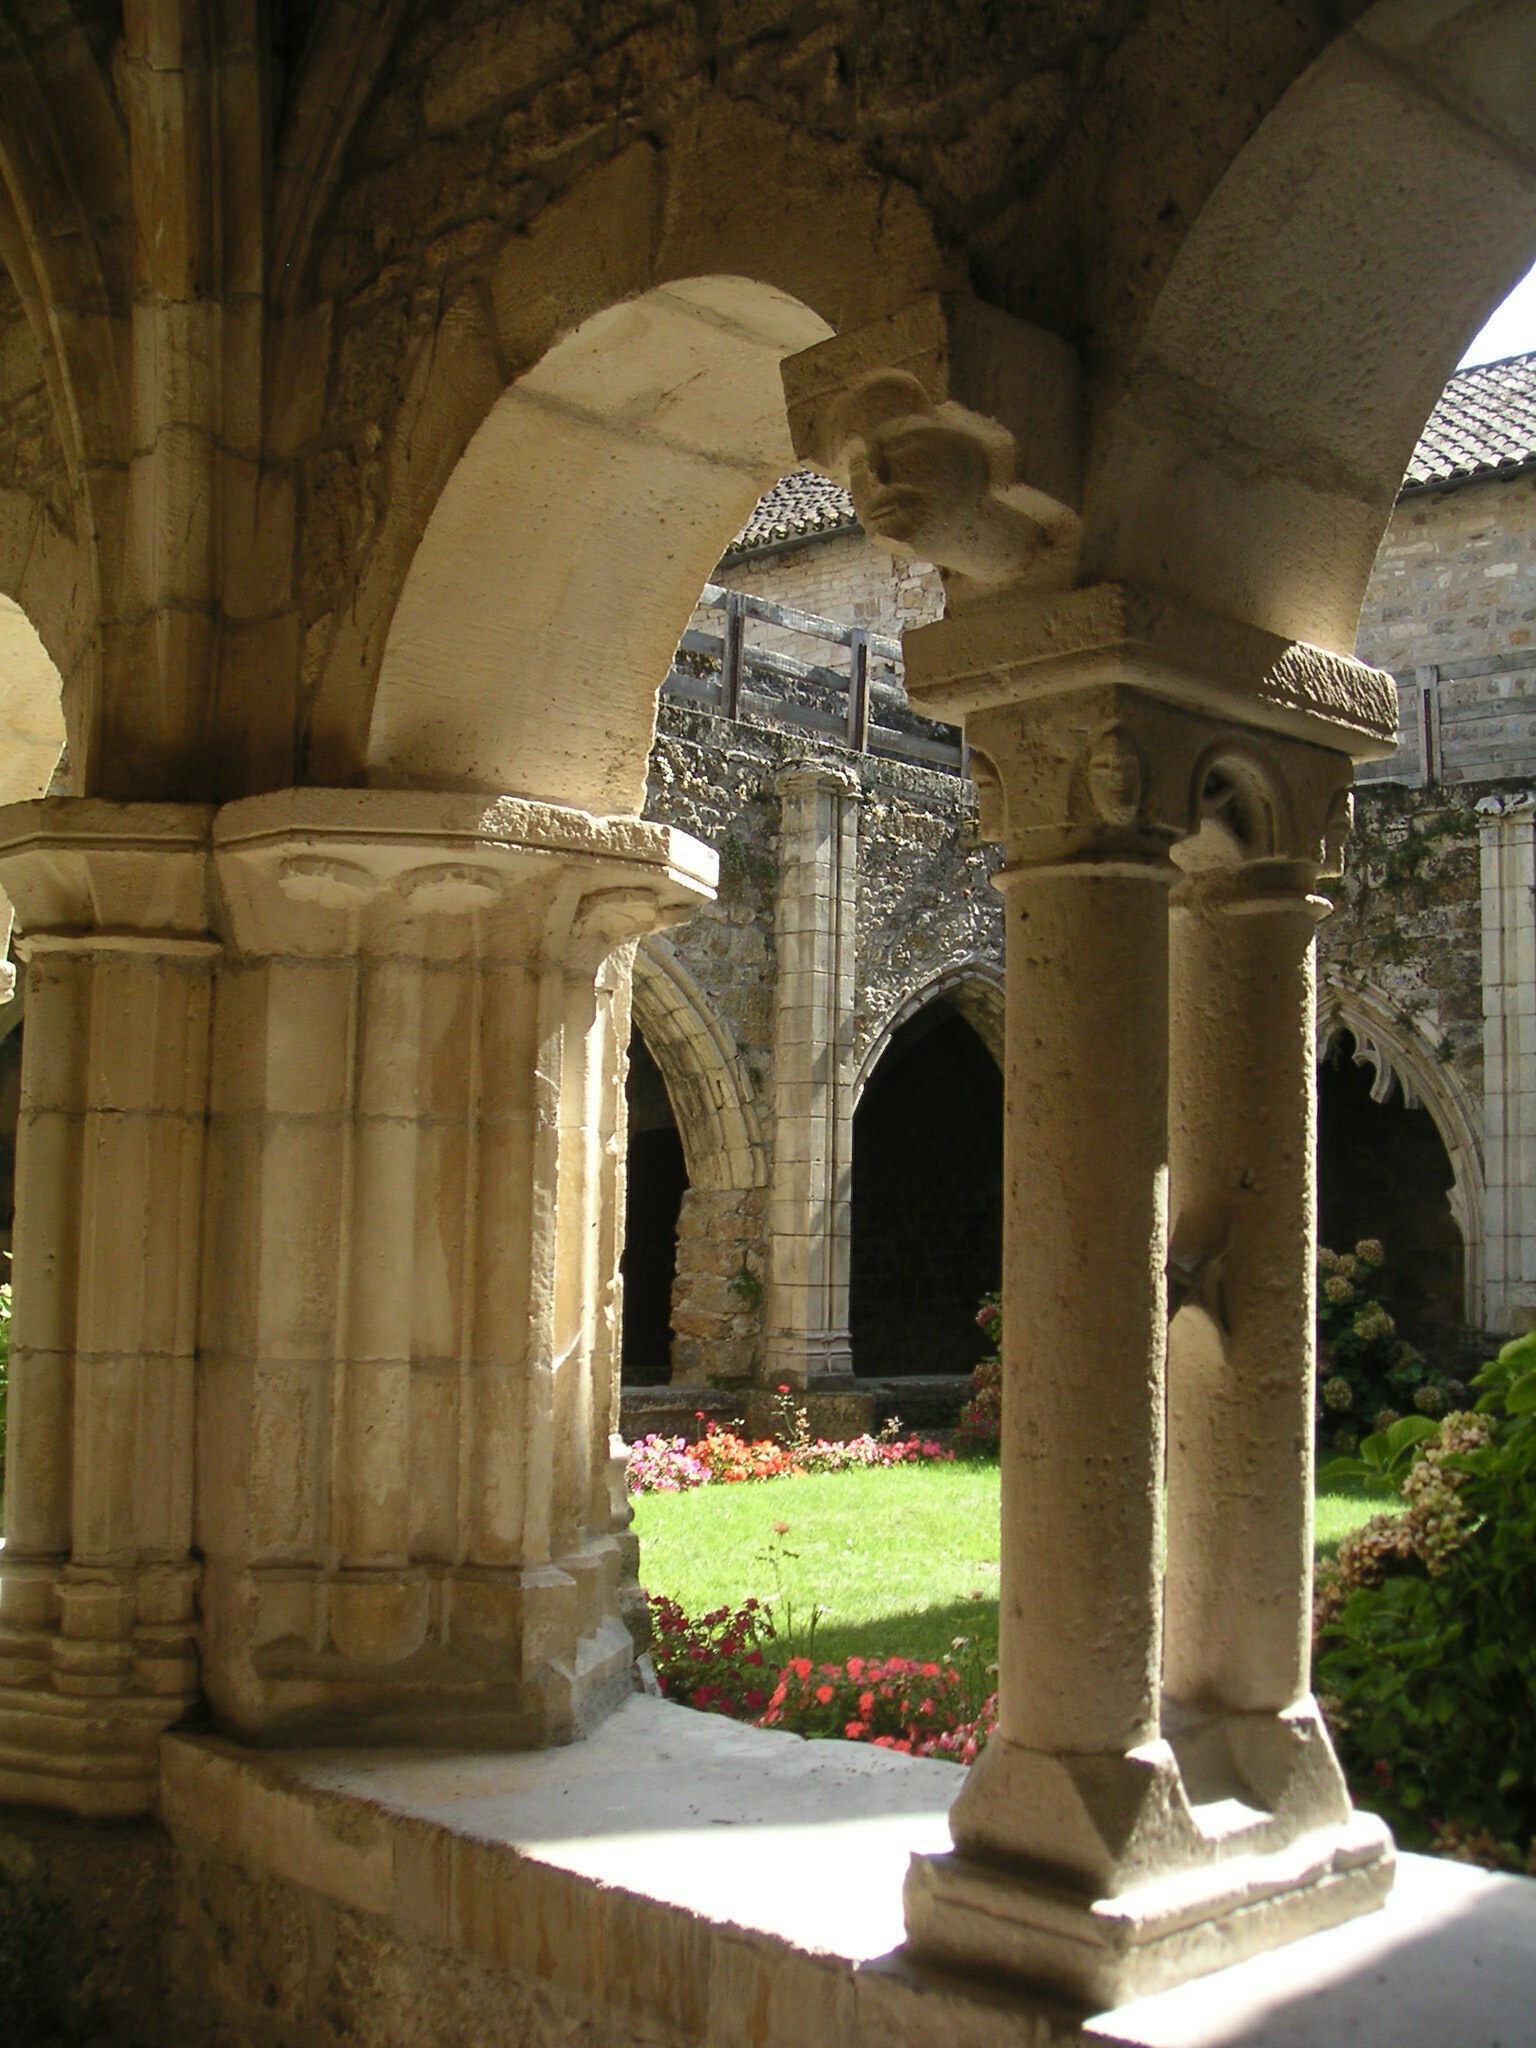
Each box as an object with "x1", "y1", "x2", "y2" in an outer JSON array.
[{"x1": 158, "y1": 1697, "x2": 1536, "y2": 2047}]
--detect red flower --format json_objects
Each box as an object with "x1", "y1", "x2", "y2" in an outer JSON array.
[{"x1": 815, "y1": 1683, "x2": 835, "y2": 1705}]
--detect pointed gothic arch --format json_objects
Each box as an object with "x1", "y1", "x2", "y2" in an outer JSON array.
[{"x1": 1317, "y1": 977, "x2": 1485, "y2": 1331}]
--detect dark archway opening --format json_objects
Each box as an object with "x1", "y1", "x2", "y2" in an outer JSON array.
[
  {"x1": 850, "y1": 1004, "x2": 1002, "y2": 1378},
  {"x1": 621, "y1": 1028, "x2": 687, "y2": 1386},
  {"x1": 1318, "y1": 1030, "x2": 1465, "y2": 1367}
]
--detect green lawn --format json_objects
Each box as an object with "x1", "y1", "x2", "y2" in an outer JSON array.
[{"x1": 633, "y1": 1464, "x2": 1395, "y2": 1671}]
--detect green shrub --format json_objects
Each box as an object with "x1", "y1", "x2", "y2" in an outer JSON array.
[
  {"x1": 955, "y1": 1293, "x2": 1001, "y2": 1455},
  {"x1": 1316, "y1": 1239, "x2": 1461, "y2": 1451},
  {"x1": 1314, "y1": 1334, "x2": 1536, "y2": 1868}
]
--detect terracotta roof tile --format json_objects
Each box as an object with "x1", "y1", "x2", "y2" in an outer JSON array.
[
  {"x1": 1404, "y1": 352, "x2": 1536, "y2": 493},
  {"x1": 722, "y1": 470, "x2": 857, "y2": 557}
]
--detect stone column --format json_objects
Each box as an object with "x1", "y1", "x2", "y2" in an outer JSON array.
[
  {"x1": 0, "y1": 801, "x2": 213, "y2": 1816},
  {"x1": 1163, "y1": 839, "x2": 1338, "y2": 1725},
  {"x1": 1478, "y1": 793, "x2": 1536, "y2": 1335},
  {"x1": 197, "y1": 790, "x2": 711, "y2": 1744},
  {"x1": 896, "y1": 585, "x2": 1398, "y2": 2008},
  {"x1": 764, "y1": 758, "x2": 859, "y2": 1387}
]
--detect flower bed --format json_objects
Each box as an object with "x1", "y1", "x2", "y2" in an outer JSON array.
[
  {"x1": 627, "y1": 1419, "x2": 951, "y2": 1495},
  {"x1": 647, "y1": 1590, "x2": 995, "y2": 1761}
]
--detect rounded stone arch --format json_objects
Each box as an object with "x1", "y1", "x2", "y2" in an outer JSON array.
[
  {"x1": 630, "y1": 938, "x2": 767, "y2": 1195},
  {"x1": 1317, "y1": 977, "x2": 1486, "y2": 1330},
  {"x1": 303, "y1": 99, "x2": 945, "y2": 795},
  {"x1": 853, "y1": 959, "x2": 1005, "y2": 1114},
  {"x1": 359, "y1": 275, "x2": 833, "y2": 814},
  {"x1": 1085, "y1": 0, "x2": 1536, "y2": 655}
]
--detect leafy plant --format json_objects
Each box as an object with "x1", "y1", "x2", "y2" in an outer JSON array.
[
  {"x1": 762, "y1": 1652, "x2": 993, "y2": 1760},
  {"x1": 1318, "y1": 1412, "x2": 1440, "y2": 1495},
  {"x1": 955, "y1": 1292, "x2": 1001, "y2": 1455},
  {"x1": 648, "y1": 1593, "x2": 777, "y2": 1718},
  {"x1": 1316, "y1": 1239, "x2": 1459, "y2": 1452},
  {"x1": 1314, "y1": 1334, "x2": 1536, "y2": 1866}
]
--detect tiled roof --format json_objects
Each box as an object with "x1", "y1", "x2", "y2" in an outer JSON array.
[
  {"x1": 722, "y1": 469, "x2": 857, "y2": 557},
  {"x1": 1404, "y1": 352, "x2": 1536, "y2": 493}
]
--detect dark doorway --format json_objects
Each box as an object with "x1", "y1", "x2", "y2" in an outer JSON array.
[
  {"x1": 1318, "y1": 1030, "x2": 1464, "y2": 1366},
  {"x1": 620, "y1": 1029, "x2": 687, "y2": 1385},
  {"x1": 850, "y1": 1003, "x2": 1002, "y2": 1377}
]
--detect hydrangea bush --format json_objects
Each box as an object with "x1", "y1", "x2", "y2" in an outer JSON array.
[
  {"x1": 1316, "y1": 1239, "x2": 1461, "y2": 1451},
  {"x1": 1314, "y1": 1335, "x2": 1536, "y2": 1871}
]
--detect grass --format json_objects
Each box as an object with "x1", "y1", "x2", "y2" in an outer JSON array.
[{"x1": 632, "y1": 1463, "x2": 1397, "y2": 1670}]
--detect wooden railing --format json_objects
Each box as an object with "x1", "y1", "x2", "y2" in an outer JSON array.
[{"x1": 662, "y1": 583, "x2": 967, "y2": 774}]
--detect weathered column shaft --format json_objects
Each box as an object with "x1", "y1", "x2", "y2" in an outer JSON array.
[
  {"x1": 1165, "y1": 870, "x2": 1323, "y2": 1715},
  {"x1": 1480, "y1": 797, "x2": 1536, "y2": 1333},
  {"x1": 998, "y1": 862, "x2": 1171, "y2": 1756},
  {"x1": 0, "y1": 803, "x2": 213, "y2": 1815},
  {"x1": 765, "y1": 758, "x2": 859, "y2": 1386}
]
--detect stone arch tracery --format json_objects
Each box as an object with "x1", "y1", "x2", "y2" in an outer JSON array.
[
  {"x1": 630, "y1": 938, "x2": 766, "y2": 1195},
  {"x1": 852, "y1": 958, "x2": 1004, "y2": 1112},
  {"x1": 1317, "y1": 977, "x2": 1485, "y2": 1330}
]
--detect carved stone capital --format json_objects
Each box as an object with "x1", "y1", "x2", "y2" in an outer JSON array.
[
  {"x1": 968, "y1": 686, "x2": 1356, "y2": 880},
  {"x1": 780, "y1": 294, "x2": 1081, "y2": 596},
  {"x1": 209, "y1": 788, "x2": 715, "y2": 962},
  {"x1": 0, "y1": 798, "x2": 215, "y2": 942}
]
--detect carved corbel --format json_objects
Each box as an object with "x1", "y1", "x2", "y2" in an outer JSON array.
[{"x1": 780, "y1": 295, "x2": 1082, "y2": 602}]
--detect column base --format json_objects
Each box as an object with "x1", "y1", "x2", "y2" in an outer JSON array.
[
  {"x1": 0, "y1": 1686, "x2": 192, "y2": 1816},
  {"x1": 200, "y1": 1544, "x2": 636, "y2": 1748},
  {"x1": 904, "y1": 1811, "x2": 1394, "y2": 2010},
  {"x1": 762, "y1": 1328, "x2": 854, "y2": 1385},
  {"x1": 0, "y1": 1560, "x2": 201, "y2": 1816}
]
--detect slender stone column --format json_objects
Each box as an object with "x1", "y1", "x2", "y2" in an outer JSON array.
[
  {"x1": 898, "y1": 588, "x2": 1398, "y2": 2008},
  {"x1": 1479, "y1": 794, "x2": 1536, "y2": 1335},
  {"x1": 1164, "y1": 860, "x2": 1331, "y2": 1720},
  {"x1": 0, "y1": 802, "x2": 213, "y2": 1816},
  {"x1": 764, "y1": 758, "x2": 859, "y2": 1387},
  {"x1": 198, "y1": 791, "x2": 711, "y2": 1744},
  {"x1": 991, "y1": 857, "x2": 1173, "y2": 1759}
]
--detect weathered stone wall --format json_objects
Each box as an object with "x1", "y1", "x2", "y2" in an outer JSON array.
[
  {"x1": 711, "y1": 528, "x2": 944, "y2": 647},
  {"x1": 0, "y1": 268, "x2": 71, "y2": 541},
  {"x1": 1357, "y1": 471, "x2": 1536, "y2": 674},
  {"x1": 637, "y1": 697, "x2": 1002, "y2": 1384},
  {"x1": 1316, "y1": 783, "x2": 1486, "y2": 1103},
  {"x1": 0, "y1": 1810, "x2": 171, "y2": 2047}
]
